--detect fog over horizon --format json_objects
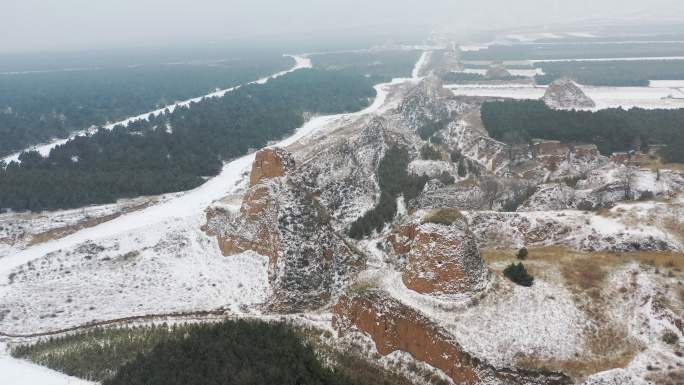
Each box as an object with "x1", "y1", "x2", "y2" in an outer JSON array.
[{"x1": 3, "y1": 0, "x2": 684, "y2": 53}]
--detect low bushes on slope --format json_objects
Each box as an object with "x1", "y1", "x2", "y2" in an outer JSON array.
[{"x1": 348, "y1": 146, "x2": 428, "y2": 239}]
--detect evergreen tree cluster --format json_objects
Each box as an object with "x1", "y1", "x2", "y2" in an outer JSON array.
[
  {"x1": 535, "y1": 60, "x2": 684, "y2": 86},
  {"x1": 0, "y1": 56, "x2": 292, "y2": 157},
  {"x1": 503, "y1": 262, "x2": 534, "y2": 287},
  {"x1": 104, "y1": 320, "x2": 353, "y2": 385},
  {"x1": 12, "y1": 324, "x2": 191, "y2": 382},
  {"x1": 441, "y1": 72, "x2": 525, "y2": 83},
  {"x1": 481, "y1": 100, "x2": 684, "y2": 163},
  {"x1": 310, "y1": 50, "x2": 423, "y2": 80},
  {"x1": 0, "y1": 69, "x2": 377, "y2": 212},
  {"x1": 462, "y1": 42, "x2": 684, "y2": 61},
  {"x1": 13, "y1": 320, "x2": 415, "y2": 385},
  {"x1": 417, "y1": 120, "x2": 448, "y2": 140},
  {"x1": 348, "y1": 146, "x2": 429, "y2": 239},
  {"x1": 420, "y1": 144, "x2": 442, "y2": 160}
]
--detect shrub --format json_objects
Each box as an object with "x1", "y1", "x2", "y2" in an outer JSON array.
[
  {"x1": 417, "y1": 120, "x2": 448, "y2": 140},
  {"x1": 423, "y1": 208, "x2": 463, "y2": 225},
  {"x1": 638, "y1": 191, "x2": 655, "y2": 201},
  {"x1": 457, "y1": 159, "x2": 467, "y2": 177},
  {"x1": 516, "y1": 247, "x2": 528, "y2": 260},
  {"x1": 662, "y1": 331, "x2": 679, "y2": 345},
  {"x1": 504, "y1": 262, "x2": 534, "y2": 287},
  {"x1": 436, "y1": 171, "x2": 455, "y2": 185},
  {"x1": 450, "y1": 149, "x2": 462, "y2": 163},
  {"x1": 420, "y1": 144, "x2": 442, "y2": 161}
]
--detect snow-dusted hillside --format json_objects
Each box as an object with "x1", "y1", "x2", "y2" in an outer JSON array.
[{"x1": 3, "y1": 47, "x2": 684, "y2": 385}]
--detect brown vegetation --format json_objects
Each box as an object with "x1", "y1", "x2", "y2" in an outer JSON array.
[
  {"x1": 28, "y1": 200, "x2": 155, "y2": 246},
  {"x1": 422, "y1": 208, "x2": 463, "y2": 225}
]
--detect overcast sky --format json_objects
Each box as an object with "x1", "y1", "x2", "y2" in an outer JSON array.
[{"x1": 2, "y1": 0, "x2": 684, "y2": 53}]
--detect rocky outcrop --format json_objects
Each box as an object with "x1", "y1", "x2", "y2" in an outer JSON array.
[
  {"x1": 430, "y1": 49, "x2": 463, "y2": 76},
  {"x1": 486, "y1": 65, "x2": 512, "y2": 79},
  {"x1": 543, "y1": 78, "x2": 595, "y2": 110},
  {"x1": 398, "y1": 76, "x2": 451, "y2": 134},
  {"x1": 297, "y1": 117, "x2": 388, "y2": 229},
  {"x1": 412, "y1": 180, "x2": 485, "y2": 211},
  {"x1": 387, "y1": 212, "x2": 489, "y2": 297},
  {"x1": 465, "y1": 210, "x2": 681, "y2": 252},
  {"x1": 203, "y1": 147, "x2": 364, "y2": 311},
  {"x1": 333, "y1": 290, "x2": 571, "y2": 385},
  {"x1": 250, "y1": 147, "x2": 295, "y2": 186}
]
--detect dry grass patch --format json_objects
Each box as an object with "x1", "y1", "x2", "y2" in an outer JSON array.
[
  {"x1": 422, "y1": 208, "x2": 463, "y2": 225},
  {"x1": 28, "y1": 200, "x2": 154, "y2": 246},
  {"x1": 484, "y1": 246, "x2": 668, "y2": 381},
  {"x1": 482, "y1": 246, "x2": 684, "y2": 275},
  {"x1": 516, "y1": 332, "x2": 641, "y2": 383},
  {"x1": 454, "y1": 177, "x2": 479, "y2": 188},
  {"x1": 641, "y1": 158, "x2": 684, "y2": 173}
]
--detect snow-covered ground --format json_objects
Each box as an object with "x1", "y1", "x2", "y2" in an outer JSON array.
[
  {"x1": 412, "y1": 51, "x2": 432, "y2": 79},
  {"x1": 0, "y1": 342, "x2": 94, "y2": 385},
  {"x1": 446, "y1": 83, "x2": 684, "y2": 109},
  {"x1": 531, "y1": 56, "x2": 684, "y2": 63},
  {"x1": 649, "y1": 80, "x2": 684, "y2": 88},
  {"x1": 0, "y1": 67, "x2": 98, "y2": 76},
  {"x1": 356, "y1": 239, "x2": 586, "y2": 369},
  {"x1": 456, "y1": 68, "x2": 543, "y2": 77},
  {"x1": 0, "y1": 53, "x2": 428, "y2": 335},
  {"x1": 1, "y1": 55, "x2": 312, "y2": 165},
  {"x1": 0, "y1": 197, "x2": 157, "y2": 260}
]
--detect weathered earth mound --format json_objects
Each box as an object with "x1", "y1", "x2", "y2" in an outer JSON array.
[
  {"x1": 249, "y1": 147, "x2": 295, "y2": 186},
  {"x1": 333, "y1": 290, "x2": 571, "y2": 385},
  {"x1": 387, "y1": 210, "x2": 490, "y2": 297},
  {"x1": 543, "y1": 78, "x2": 596, "y2": 110},
  {"x1": 486, "y1": 65, "x2": 512, "y2": 79}
]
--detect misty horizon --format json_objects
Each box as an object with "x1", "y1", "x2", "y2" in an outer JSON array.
[{"x1": 3, "y1": 0, "x2": 684, "y2": 54}]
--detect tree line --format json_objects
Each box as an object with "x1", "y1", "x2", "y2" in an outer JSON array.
[
  {"x1": 15, "y1": 320, "x2": 413, "y2": 385},
  {"x1": 535, "y1": 60, "x2": 684, "y2": 86},
  {"x1": 0, "y1": 69, "x2": 378, "y2": 212},
  {"x1": 0, "y1": 56, "x2": 292, "y2": 157},
  {"x1": 481, "y1": 100, "x2": 684, "y2": 162},
  {"x1": 461, "y1": 42, "x2": 684, "y2": 61}
]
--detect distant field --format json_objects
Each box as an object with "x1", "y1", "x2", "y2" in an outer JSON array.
[
  {"x1": 310, "y1": 49, "x2": 423, "y2": 80},
  {"x1": 461, "y1": 42, "x2": 684, "y2": 61},
  {"x1": 535, "y1": 60, "x2": 684, "y2": 86}
]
